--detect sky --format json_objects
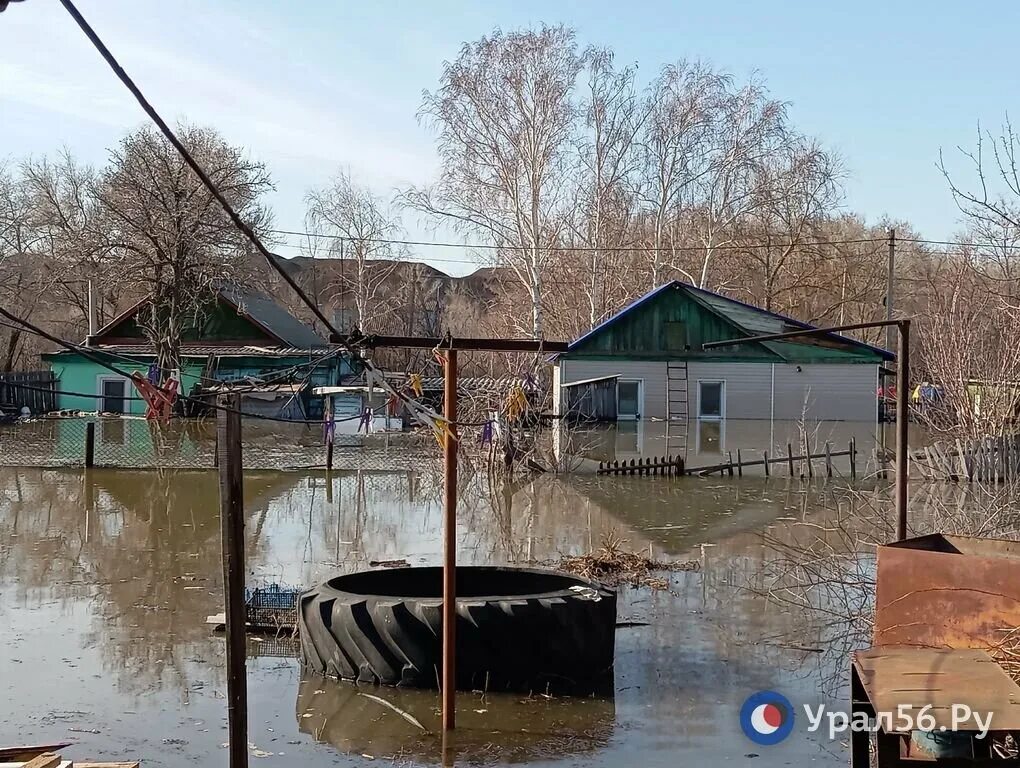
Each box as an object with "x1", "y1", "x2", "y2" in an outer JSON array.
[{"x1": 2, "y1": 0, "x2": 1018, "y2": 276}]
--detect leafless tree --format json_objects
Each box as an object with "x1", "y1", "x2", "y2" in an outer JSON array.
[
  {"x1": 569, "y1": 47, "x2": 643, "y2": 327},
  {"x1": 637, "y1": 61, "x2": 724, "y2": 287},
  {"x1": 736, "y1": 138, "x2": 843, "y2": 310},
  {"x1": 306, "y1": 169, "x2": 403, "y2": 334},
  {"x1": 402, "y1": 25, "x2": 582, "y2": 338},
  {"x1": 693, "y1": 77, "x2": 790, "y2": 289},
  {"x1": 94, "y1": 125, "x2": 273, "y2": 373}
]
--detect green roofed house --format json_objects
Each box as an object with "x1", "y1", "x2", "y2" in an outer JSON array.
[
  {"x1": 43, "y1": 285, "x2": 349, "y2": 420},
  {"x1": 552, "y1": 280, "x2": 893, "y2": 424}
]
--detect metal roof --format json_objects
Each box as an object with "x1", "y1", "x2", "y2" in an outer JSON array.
[
  {"x1": 53, "y1": 344, "x2": 332, "y2": 358},
  {"x1": 561, "y1": 280, "x2": 894, "y2": 361},
  {"x1": 217, "y1": 285, "x2": 327, "y2": 348}
]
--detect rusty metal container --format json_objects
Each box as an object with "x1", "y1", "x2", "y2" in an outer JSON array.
[{"x1": 874, "y1": 533, "x2": 1020, "y2": 649}]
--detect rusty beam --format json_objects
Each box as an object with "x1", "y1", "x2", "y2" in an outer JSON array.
[{"x1": 329, "y1": 333, "x2": 570, "y2": 353}]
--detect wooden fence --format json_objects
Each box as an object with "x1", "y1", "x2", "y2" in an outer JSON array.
[
  {"x1": 0, "y1": 370, "x2": 56, "y2": 415},
  {"x1": 913, "y1": 434, "x2": 1020, "y2": 483},
  {"x1": 598, "y1": 439, "x2": 858, "y2": 480}
]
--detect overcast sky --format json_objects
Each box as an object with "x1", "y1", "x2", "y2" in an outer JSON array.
[{"x1": 3, "y1": 0, "x2": 1018, "y2": 275}]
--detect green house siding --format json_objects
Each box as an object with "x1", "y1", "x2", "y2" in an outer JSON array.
[
  {"x1": 44, "y1": 352, "x2": 347, "y2": 415},
  {"x1": 563, "y1": 282, "x2": 888, "y2": 365},
  {"x1": 101, "y1": 301, "x2": 277, "y2": 344}
]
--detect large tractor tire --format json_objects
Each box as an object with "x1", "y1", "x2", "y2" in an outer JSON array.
[{"x1": 299, "y1": 566, "x2": 616, "y2": 694}]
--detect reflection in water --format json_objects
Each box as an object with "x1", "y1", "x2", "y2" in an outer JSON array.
[
  {"x1": 296, "y1": 673, "x2": 615, "y2": 764},
  {"x1": 0, "y1": 464, "x2": 962, "y2": 766}
]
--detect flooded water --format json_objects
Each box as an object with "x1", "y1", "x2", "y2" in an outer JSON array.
[{"x1": 0, "y1": 460, "x2": 916, "y2": 766}]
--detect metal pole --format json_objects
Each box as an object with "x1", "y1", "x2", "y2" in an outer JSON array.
[
  {"x1": 217, "y1": 394, "x2": 248, "y2": 768},
  {"x1": 895, "y1": 320, "x2": 910, "y2": 540},
  {"x1": 84, "y1": 421, "x2": 95, "y2": 468},
  {"x1": 442, "y1": 349, "x2": 458, "y2": 731},
  {"x1": 886, "y1": 228, "x2": 896, "y2": 354}
]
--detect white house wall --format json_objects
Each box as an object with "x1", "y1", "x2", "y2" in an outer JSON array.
[
  {"x1": 557, "y1": 359, "x2": 879, "y2": 422},
  {"x1": 685, "y1": 362, "x2": 773, "y2": 420},
  {"x1": 770, "y1": 363, "x2": 878, "y2": 421},
  {"x1": 558, "y1": 359, "x2": 669, "y2": 420}
]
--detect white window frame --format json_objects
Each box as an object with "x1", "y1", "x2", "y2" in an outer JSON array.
[
  {"x1": 697, "y1": 379, "x2": 726, "y2": 420},
  {"x1": 97, "y1": 374, "x2": 129, "y2": 414},
  {"x1": 616, "y1": 378, "x2": 643, "y2": 421}
]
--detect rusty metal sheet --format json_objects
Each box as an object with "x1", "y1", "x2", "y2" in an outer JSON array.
[
  {"x1": 874, "y1": 533, "x2": 1020, "y2": 650},
  {"x1": 853, "y1": 647, "x2": 1020, "y2": 731}
]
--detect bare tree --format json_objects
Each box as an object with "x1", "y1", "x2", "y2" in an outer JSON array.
[
  {"x1": 306, "y1": 170, "x2": 402, "y2": 334},
  {"x1": 402, "y1": 25, "x2": 582, "y2": 338},
  {"x1": 693, "y1": 77, "x2": 789, "y2": 289},
  {"x1": 569, "y1": 47, "x2": 643, "y2": 327},
  {"x1": 94, "y1": 125, "x2": 273, "y2": 373},
  {"x1": 637, "y1": 61, "x2": 724, "y2": 287},
  {"x1": 737, "y1": 138, "x2": 843, "y2": 310}
]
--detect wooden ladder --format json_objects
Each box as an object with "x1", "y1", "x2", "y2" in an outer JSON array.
[{"x1": 666, "y1": 360, "x2": 689, "y2": 455}]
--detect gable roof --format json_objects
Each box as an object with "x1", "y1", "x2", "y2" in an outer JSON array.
[
  {"x1": 561, "y1": 280, "x2": 893, "y2": 362},
  {"x1": 217, "y1": 285, "x2": 327, "y2": 348},
  {"x1": 90, "y1": 284, "x2": 327, "y2": 349}
]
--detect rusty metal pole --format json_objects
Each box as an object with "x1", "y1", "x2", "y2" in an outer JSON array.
[
  {"x1": 895, "y1": 320, "x2": 910, "y2": 540},
  {"x1": 442, "y1": 349, "x2": 458, "y2": 731},
  {"x1": 217, "y1": 394, "x2": 248, "y2": 768}
]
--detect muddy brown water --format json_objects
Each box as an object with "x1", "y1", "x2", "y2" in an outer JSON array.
[{"x1": 1, "y1": 464, "x2": 896, "y2": 766}]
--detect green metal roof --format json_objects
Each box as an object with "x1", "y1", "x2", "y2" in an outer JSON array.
[{"x1": 560, "y1": 281, "x2": 893, "y2": 364}]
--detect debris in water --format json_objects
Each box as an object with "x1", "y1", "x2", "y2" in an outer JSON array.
[{"x1": 559, "y1": 533, "x2": 699, "y2": 589}]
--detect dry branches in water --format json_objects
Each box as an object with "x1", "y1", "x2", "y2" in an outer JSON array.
[{"x1": 559, "y1": 532, "x2": 698, "y2": 590}]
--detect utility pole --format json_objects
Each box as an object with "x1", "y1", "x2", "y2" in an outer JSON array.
[
  {"x1": 442, "y1": 349, "x2": 458, "y2": 731},
  {"x1": 218, "y1": 395, "x2": 248, "y2": 768},
  {"x1": 886, "y1": 228, "x2": 896, "y2": 354}
]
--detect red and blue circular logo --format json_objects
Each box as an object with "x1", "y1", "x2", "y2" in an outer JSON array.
[{"x1": 740, "y1": 690, "x2": 795, "y2": 745}]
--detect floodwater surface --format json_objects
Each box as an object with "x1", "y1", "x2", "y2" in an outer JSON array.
[{"x1": 1, "y1": 464, "x2": 881, "y2": 766}]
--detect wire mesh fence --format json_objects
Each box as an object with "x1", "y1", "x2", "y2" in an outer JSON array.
[{"x1": 0, "y1": 416, "x2": 438, "y2": 471}]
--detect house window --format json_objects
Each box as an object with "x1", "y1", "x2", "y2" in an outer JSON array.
[
  {"x1": 99, "y1": 377, "x2": 126, "y2": 414},
  {"x1": 617, "y1": 380, "x2": 642, "y2": 420},
  {"x1": 698, "y1": 380, "x2": 725, "y2": 419},
  {"x1": 663, "y1": 321, "x2": 688, "y2": 351}
]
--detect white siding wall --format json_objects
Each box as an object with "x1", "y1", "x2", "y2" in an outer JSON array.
[
  {"x1": 557, "y1": 359, "x2": 880, "y2": 422},
  {"x1": 771, "y1": 363, "x2": 878, "y2": 421},
  {"x1": 557, "y1": 359, "x2": 669, "y2": 419},
  {"x1": 686, "y1": 362, "x2": 773, "y2": 420}
]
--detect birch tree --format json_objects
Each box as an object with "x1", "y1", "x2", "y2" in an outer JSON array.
[
  {"x1": 402, "y1": 25, "x2": 582, "y2": 337},
  {"x1": 637, "y1": 62, "x2": 725, "y2": 287},
  {"x1": 306, "y1": 170, "x2": 402, "y2": 334},
  {"x1": 571, "y1": 47, "x2": 643, "y2": 327}
]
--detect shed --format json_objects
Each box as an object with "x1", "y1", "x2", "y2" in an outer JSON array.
[{"x1": 553, "y1": 281, "x2": 893, "y2": 425}]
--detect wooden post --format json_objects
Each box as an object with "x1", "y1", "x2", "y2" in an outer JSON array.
[
  {"x1": 217, "y1": 394, "x2": 247, "y2": 768},
  {"x1": 763, "y1": 450, "x2": 770, "y2": 477},
  {"x1": 442, "y1": 349, "x2": 458, "y2": 732},
  {"x1": 325, "y1": 395, "x2": 335, "y2": 471},
  {"x1": 787, "y1": 443, "x2": 794, "y2": 477},
  {"x1": 84, "y1": 421, "x2": 95, "y2": 468},
  {"x1": 849, "y1": 438, "x2": 857, "y2": 480},
  {"x1": 213, "y1": 427, "x2": 219, "y2": 468},
  {"x1": 736, "y1": 449, "x2": 743, "y2": 477},
  {"x1": 895, "y1": 320, "x2": 910, "y2": 540},
  {"x1": 824, "y1": 442, "x2": 832, "y2": 478},
  {"x1": 727, "y1": 451, "x2": 734, "y2": 477}
]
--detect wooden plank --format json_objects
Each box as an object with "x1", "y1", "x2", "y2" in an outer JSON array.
[
  {"x1": 0, "y1": 745, "x2": 71, "y2": 763},
  {"x1": 787, "y1": 443, "x2": 794, "y2": 477},
  {"x1": 957, "y1": 438, "x2": 970, "y2": 481},
  {"x1": 849, "y1": 438, "x2": 857, "y2": 480},
  {"x1": 736, "y1": 449, "x2": 743, "y2": 477},
  {"x1": 78, "y1": 763, "x2": 142, "y2": 768},
  {"x1": 824, "y1": 442, "x2": 832, "y2": 478},
  {"x1": 23, "y1": 754, "x2": 61, "y2": 768},
  {"x1": 763, "y1": 449, "x2": 770, "y2": 477}
]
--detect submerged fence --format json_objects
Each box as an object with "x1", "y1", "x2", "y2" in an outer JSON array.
[
  {"x1": 0, "y1": 371, "x2": 56, "y2": 414},
  {"x1": 0, "y1": 416, "x2": 434, "y2": 471},
  {"x1": 913, "y1": 433, "x2": 1020, "y2": 483}
]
